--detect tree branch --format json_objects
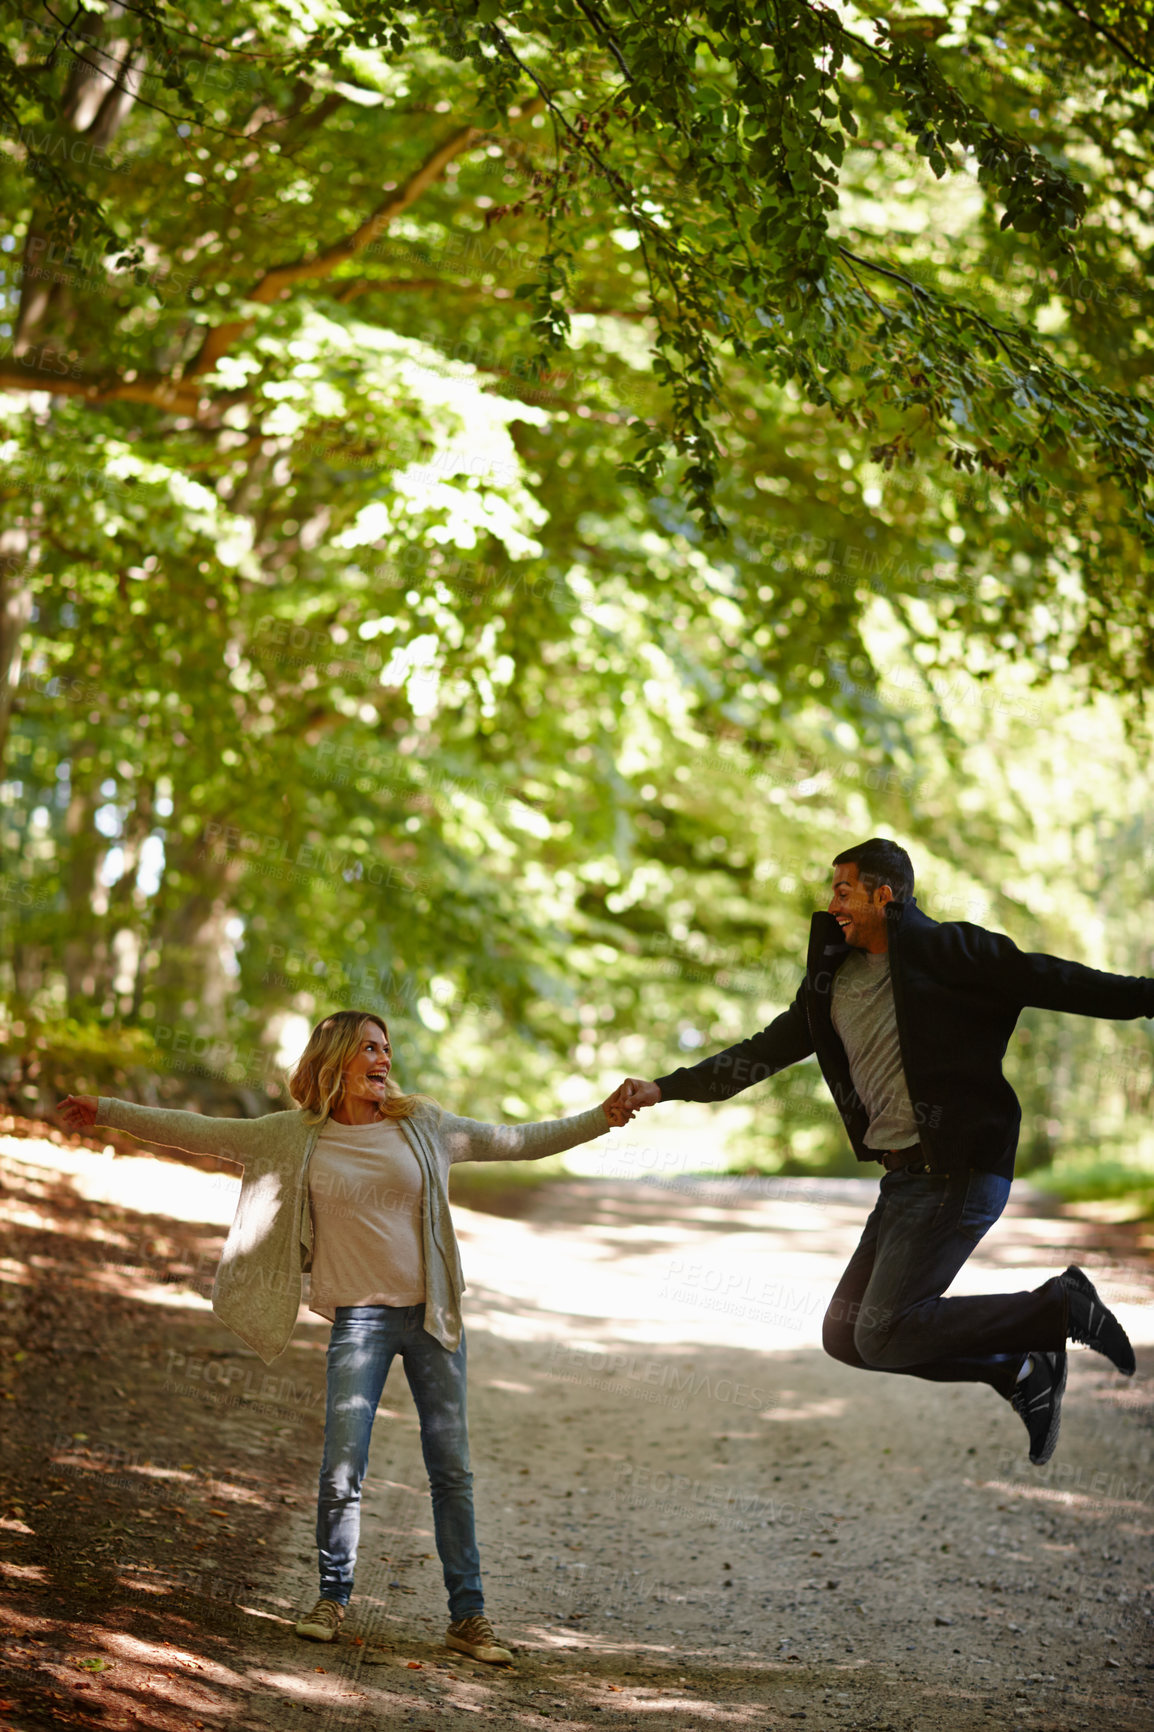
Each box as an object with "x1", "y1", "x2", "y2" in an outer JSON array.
[
  {"x1": 93, "y1": 0, "x2": 295, "y2": 61},
  {"x1": 574, "y1": 0, "x2": 633, "y2": 82},
  {"x1": 333, "y1": 276, "x2": 647, "y2": 320},
  {"x1": 836, "y1": 245, "x2": 1020, "y2": 359},
  {"x1": 0, "y1": 363, "x2": 203, "y2": 413},
  {"x1": 334, "y1": 277, "x2": 469, "y2": 301},
  {"x1": 39, "y1": 0, "x2": 238, "y2": 137},
  {"x1": 188, "y1": 115, "x2": 535, "y2": 378},
  {"x1": 1052, "y1": 0, "x2": 1154, "y2": 78},
  {"x1": 0, "y1": 104, "x2": 551, "y2": 414}
]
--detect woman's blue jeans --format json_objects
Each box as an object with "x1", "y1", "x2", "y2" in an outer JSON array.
[{"x1": 316, "y1": 1304, "x2": 484, "y2": 1620}]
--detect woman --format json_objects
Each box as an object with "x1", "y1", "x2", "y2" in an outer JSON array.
[{"x1": 59, "y1": 1009, "x2": 634, "y2": 1665}]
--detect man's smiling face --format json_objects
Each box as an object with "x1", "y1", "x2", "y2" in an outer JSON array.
[{"x1": 827, "y1": 861, "x2": 892, "y2": 954}]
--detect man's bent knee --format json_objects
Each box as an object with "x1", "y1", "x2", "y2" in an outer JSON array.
[
  {"x1": 852, "y1": 1302, "x2": 904, "y2": 1368},
  {"x1": 822, "y1": 1304, "x2": 861, "y2": 1367}
]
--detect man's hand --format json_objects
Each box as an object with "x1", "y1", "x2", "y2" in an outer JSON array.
[
  {"x1": 620, "y1": 1078, "x2": 661, "y2": 1110},
  {"x1": 58, "y1": 1094, "x2": 98, "y2": 1131}
]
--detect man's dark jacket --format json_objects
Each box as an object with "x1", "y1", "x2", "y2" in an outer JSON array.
[{"x1": 655, "y1": 899, "x2": 1154, "y2": 1179}]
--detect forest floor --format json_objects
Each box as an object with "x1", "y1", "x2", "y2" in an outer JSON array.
[{"x1": 1, "y1": 1111, "x2": 1152, "y2": 1732}]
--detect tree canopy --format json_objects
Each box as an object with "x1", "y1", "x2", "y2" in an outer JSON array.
[{"x1": 2, "y1": 1, "x2": 1153, "y2": 1176}]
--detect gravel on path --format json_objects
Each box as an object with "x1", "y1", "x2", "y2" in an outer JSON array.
[{"x1": 1, "y1": 1121, "x2": 1151, "y2": 1732}]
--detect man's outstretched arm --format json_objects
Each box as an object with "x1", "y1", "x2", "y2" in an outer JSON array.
[
  {"x1": 936, "y1": 924, "x2": 1154, "y2": 1022},
  {"x1": 624, "y1": 980, "x2": 814, "y2": 1107},
  {"x1": 1017, "y1": 948, "x2": 1154, "y2": 1021}
]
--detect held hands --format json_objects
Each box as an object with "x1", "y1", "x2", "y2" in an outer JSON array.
[
  {"x1": 58, "y1": 1094, "x2": 99, "y2": 1131},
  {"x1": 599, "y1": 1081, "x2": 636, "y2": 1127},
  {"x1": 599, "y1": 1077, "x2": 662, "y2": 1128}
]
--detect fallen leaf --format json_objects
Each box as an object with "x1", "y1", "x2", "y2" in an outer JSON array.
[{"x1": 407, "y1": 1661, "x2": 423, "y2": 1670}]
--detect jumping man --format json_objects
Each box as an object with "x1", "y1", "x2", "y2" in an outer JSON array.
[{"x1": 619, "y1": 838, "x2": 1139, "y2": 1465}]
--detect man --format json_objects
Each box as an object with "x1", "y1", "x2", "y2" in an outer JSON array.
[{"x1": 620, "y1": 838, "x2": 1139, "y2": 1465}]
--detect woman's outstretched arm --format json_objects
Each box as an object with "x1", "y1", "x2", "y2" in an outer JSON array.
[
  {"x1": 439, "y1": 1084, "x2": 632, "y2": 1165},
  {"x1": 58, "y1": 1094, "x2": 281, "y2": 1166}
]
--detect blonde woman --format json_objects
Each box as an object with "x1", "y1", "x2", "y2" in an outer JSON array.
[{"x1": 59, "y1": 1009, "x2": 635, "y2": 1665}]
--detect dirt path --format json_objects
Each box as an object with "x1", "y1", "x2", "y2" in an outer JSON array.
[{"x1": 1, "y1": 1118, "x2": 1152, "y2": 1732}]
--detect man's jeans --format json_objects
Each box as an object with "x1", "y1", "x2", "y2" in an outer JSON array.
[
  {"x1": 316, "y1": 1304, "x2": 483, "y2": 1619},
  {"x1": 822, "y1": 1166, "x2": 1068, "y2": 1397}
]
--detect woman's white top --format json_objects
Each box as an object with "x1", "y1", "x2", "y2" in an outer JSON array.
[
  {"x1": 307, "y1": 1116, "x2": 426, "y2": 1316},
  {"x1": 93, "y1": 1096, "x2": 611, "y2": 1362}
]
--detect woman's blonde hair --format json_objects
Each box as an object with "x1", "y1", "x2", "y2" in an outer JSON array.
[{"x1": 288, "y1": 1009, "x2": 430, "y2": 1125}]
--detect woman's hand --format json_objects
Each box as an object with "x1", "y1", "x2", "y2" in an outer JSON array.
[
  {"x1": 600, "y1": 1082, "x2": 639, "y2": 1128},
  {"x1": 58, "y1": 1094, "x2": 99, "y2": 1131}
]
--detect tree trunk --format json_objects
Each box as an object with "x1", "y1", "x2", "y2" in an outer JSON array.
[
  {"x1": 0, "y1": 527, "x2": 35, "y2": 773},
  {"x1": 143, "y1": 828, "x2": 244, "y2": 1040},
  {"x1": 14, "y1": 4, "x2": 144, "y2": 354},
  {"x1": 63, "y1": 776, "x2": 104, "y2": 1016}
]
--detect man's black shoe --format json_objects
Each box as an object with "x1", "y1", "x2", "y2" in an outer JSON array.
[
  {"x1": 1061, "y1": 1265, "x2": 1136, "y2": 1375},
  {"x1": 1010, "y1": 1351, "x2": 1067, "y2": 1465}
]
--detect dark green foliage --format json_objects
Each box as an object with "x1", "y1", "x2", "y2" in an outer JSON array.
[{"x1": 1, "y1": 2, "x2": 1153, "y2": 1173}]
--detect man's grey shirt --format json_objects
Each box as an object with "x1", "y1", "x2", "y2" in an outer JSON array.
[{"x1": 830, "y1": 948, "x2": 920, "y2": 1150}]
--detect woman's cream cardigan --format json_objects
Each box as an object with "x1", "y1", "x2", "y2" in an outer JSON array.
[{"x1": 95, "y1": 1096, "x2": 611, "y2": 1363}]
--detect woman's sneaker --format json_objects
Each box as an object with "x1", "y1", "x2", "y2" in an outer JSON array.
[
  {"x1": 294, "y1": 1597, "x2": 345, "y2": 1642},
  {"x1": 446, "y1": 1615, "x2": 514, "y2": 1664},
  {"x1": 1011, "y1": 1351, "x2": 1067, "y2": 1465}
]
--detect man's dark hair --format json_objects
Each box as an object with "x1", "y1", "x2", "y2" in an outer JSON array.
[{"x1": 831, "y1": 838, "x2": 915, "y2": 904}]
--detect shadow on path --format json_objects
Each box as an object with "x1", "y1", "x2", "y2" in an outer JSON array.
[{"x1": 1, "y1": 1128, "x2": 1151, "y2": 1731}]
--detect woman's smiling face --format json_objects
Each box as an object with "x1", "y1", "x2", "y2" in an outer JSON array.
[{"x1": 341, "y1": 1021, "x2": 392, "y2": 1108}]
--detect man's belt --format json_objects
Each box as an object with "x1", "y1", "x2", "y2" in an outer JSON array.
[{"x1": 879, "y1": 1143, "x2": 948, "y2": 1175}]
